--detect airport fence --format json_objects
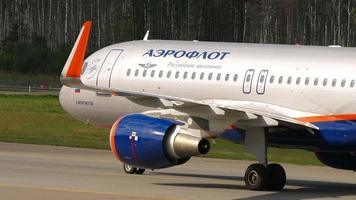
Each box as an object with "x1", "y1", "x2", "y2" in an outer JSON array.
[{"x1": 0, "y1": 80, "x2": 61, "y2": 95}]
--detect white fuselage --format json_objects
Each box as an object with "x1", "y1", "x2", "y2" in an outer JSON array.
[{"x1": 69, "y1": 40, "x2": 356, "y2": 125}]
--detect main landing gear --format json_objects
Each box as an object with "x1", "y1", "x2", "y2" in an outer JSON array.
[
  {"x1": 123, "y1": 163, "x2": 146, "y2": 175},
  {"x1": 243, "y1": 127, "x2": 286, "y2": 191},
  {"x1": 244, "y1": 163, "x2": 286, "y2": 191}
]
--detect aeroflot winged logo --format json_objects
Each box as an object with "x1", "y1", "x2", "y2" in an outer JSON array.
[
  {"x1": 138, "y1": 62, "x2": 157, "y2": 69},
  {"x1": 143, "y1": 49, "x2": 231, "y2": 60}
]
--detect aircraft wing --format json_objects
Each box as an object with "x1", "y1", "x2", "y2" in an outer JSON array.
[{"x1": 116, "y1": 89, "x2": 319, "y2": 131}]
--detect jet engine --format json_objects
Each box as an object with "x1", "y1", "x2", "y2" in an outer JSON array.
[
  {"x1": 315, "y1": 152, "x2": 356, "y2": 170},
  {"x1": 110, "y1": 114, "x2": 210, "y2": 169}
]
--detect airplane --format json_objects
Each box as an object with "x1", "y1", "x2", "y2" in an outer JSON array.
[{"x1": 59, "y1": 21, "x2": 356, "y2": 191}]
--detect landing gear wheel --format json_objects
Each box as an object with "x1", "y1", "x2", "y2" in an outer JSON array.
[
  {"x1": 244, "y1": 164, "x2": 268, "y2": 191},
  {"x1": 123, "y1": 163, "x2": 136, "y2": 174},
  {"x1": 135, "y1": 168, "x2": 146, "y2": 174},
  {"x1": 266, "y1": 163, "x2": 286, "y2": 191}
]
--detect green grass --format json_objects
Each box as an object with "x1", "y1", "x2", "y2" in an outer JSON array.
[
  {"x1": 0, "y1": 94, "x2": 108, "y2": 149},
  {"x1": 0, "y1": 94, "x2": 322, "y2": 166}
]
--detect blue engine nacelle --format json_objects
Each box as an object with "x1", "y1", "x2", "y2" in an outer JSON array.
[
  {"x1": 110, "y1": 114, "x2": 210, "y2": 169},
  {"x1": 315, "y1": 152, "x2": 356, "y2": 170}
]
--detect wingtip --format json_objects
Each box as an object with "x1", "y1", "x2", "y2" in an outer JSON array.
[
  {"x1": 62, "y1": 21, "x2": 92, "y2": 79},
  {"x1": 84, "y1": 21, "x2": 92, "y2": 27}
]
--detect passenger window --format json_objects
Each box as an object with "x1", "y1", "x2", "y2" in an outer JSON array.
[
  {"x1": 175, "y1": 71, "x2": 180, "y2": 79},
  {"x1": 305, "y1": 77, "x2": 310, "y2": 85},
  {"x1": 270, "y1": 76, "x2": 275, "y2": 84},
  {"x1": 341, "y1": 79, "x2": 346, "y2": 87},
  {"x1": 332, "y1": 79, "x2": 337, "y2": 87},
  {"x1": 287, "y1": 76, "x2": 292, "y2": 85},
  {"x1": 167, "y1": 71, "x2": 172, "y2": 78},
  {"x1": 233, "y1": 74, "x2": 238, "y2": 82},
  {"x1": 151, "y1": 70, "x2": 155, "y2": 77},
  {"x1": 159, "y1": 70, "x2": 163, "y2": 78},
  {"x1": 225, "y1": 74, "x2": 230, "y2": 81},
  {"x1": 323, "y1": 78, "x2": 328, "y2": 86},
  {"x1": 296, "y1": 77, "x2": 301, "y2": 85},
  {"x1": 200, "y1": 72, "x2": 204, "y2": 80},
  {"x1": 143, "y1": 70, "x2": 147, "y2": 77},
  {"x1": 314, "y1": 78, "x2": 319, "y2": 86},
  {"x1": 135, "y1": 69, "x2": 139, "y2": 77},
  {"x1": 208, "y1": 73, "x2": 213, "y2": 80},
  {"x1": 278, "y1": 76, "x2": 283, "y2": 84},
  {"x1": 126, "y1": 69, "x2": 131, "y2": 76},
  {"x1": 191, "y1": 72, "x2": 196, "y2": 79},
  {"x1": 217, "y1": 73, "x2": 221, "y2": 81},
  {"x1": 183, "y1": 72, "x2": 188, "y2": 79},
  {"x1": 246, "y1": 75, "x2": 251, "y2": 82},
  {"x1": 260, "y1": 75, "x2": 265, "y2": 83},
  {"x1": 351, "y1": 80, "x2": 355, "y2": 88}
]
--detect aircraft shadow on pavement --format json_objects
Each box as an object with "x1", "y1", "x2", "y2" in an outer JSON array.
[{"x1": 153, "y1": 172, "x2": 356, "y2": 200}]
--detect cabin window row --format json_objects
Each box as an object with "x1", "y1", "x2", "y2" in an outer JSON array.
[
  {"x1": 126, "y1": 69, "x2": 239, "y2": 82},
  {"x1": 270, "y1": 75, "x2": 355, "y2": 88}
]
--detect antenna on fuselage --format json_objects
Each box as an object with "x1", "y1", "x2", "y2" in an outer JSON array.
[
  {"x1": 328, "y1": 45, "x2": 342, "y2": 48},
  {"x1": 143, "y1": 30, "x2": 150, "y2": 41}
]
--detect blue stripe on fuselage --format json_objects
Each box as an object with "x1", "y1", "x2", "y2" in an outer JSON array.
[
  {"x1": 221, "y1": 120, "x2": 356, "y2": 152},
  {"x1": 312, "y1": 120, "x2": 356, "y2": 151}
]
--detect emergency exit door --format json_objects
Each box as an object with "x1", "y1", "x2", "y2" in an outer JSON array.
[
  {"x1": 243, "y1": 69, "x2": 255, "y2": 94},
  {"x1": 256, "y1": 70, "x2": 268, "y2": 94}
]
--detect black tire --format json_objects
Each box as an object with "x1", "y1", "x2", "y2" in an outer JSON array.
[
  {"x1": 135, "y1": 168, "x2": 146, "y2": 174},
  {"x1": 266, "y1": 163, "x2": 286, "y2": 191},
  {"x1": 244, "y1": 164, "x2": 268, "y2": 191},
  {"x1": 123, "y1": 163, "x2": 137, "y2": 174}
]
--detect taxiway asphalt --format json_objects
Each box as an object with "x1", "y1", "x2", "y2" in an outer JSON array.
[{"x1": 0, "y1": 142, "x2": 355, "y2": 200}]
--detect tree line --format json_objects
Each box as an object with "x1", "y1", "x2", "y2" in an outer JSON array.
[{"x1": 0, "y1": 0, "x2": 356, "y2": 74}]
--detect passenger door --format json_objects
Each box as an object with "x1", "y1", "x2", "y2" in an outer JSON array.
[{"x1": 96, "y1": 49, "x2": 123, "y2": 88}]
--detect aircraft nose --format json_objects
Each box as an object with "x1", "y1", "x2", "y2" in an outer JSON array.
[{"x1": 59, "y1": 86, "x2": 71, "y2": 113}]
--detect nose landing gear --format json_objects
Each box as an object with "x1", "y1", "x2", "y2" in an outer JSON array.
[{"x1": 123, "y1": 163, "x2": 146, "y2": 175}]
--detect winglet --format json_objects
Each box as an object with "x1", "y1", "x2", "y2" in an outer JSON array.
[{"x1": 61, "y1": 21, "x2": 92, "y2": 79}]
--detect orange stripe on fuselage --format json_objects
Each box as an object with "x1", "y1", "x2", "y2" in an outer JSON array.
[
  {"x1": 298, "y1": 114, "x2": 356, "y2": 123},
  {"x1": 229, "y1": 124, "x2": 238, "y2": 129},
  {"x1": 110, "y1": 117, "x2": 124, "y2": 161},
  {"x1": 66, "y1": 21, "x2": 92, "y2": 78}
]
